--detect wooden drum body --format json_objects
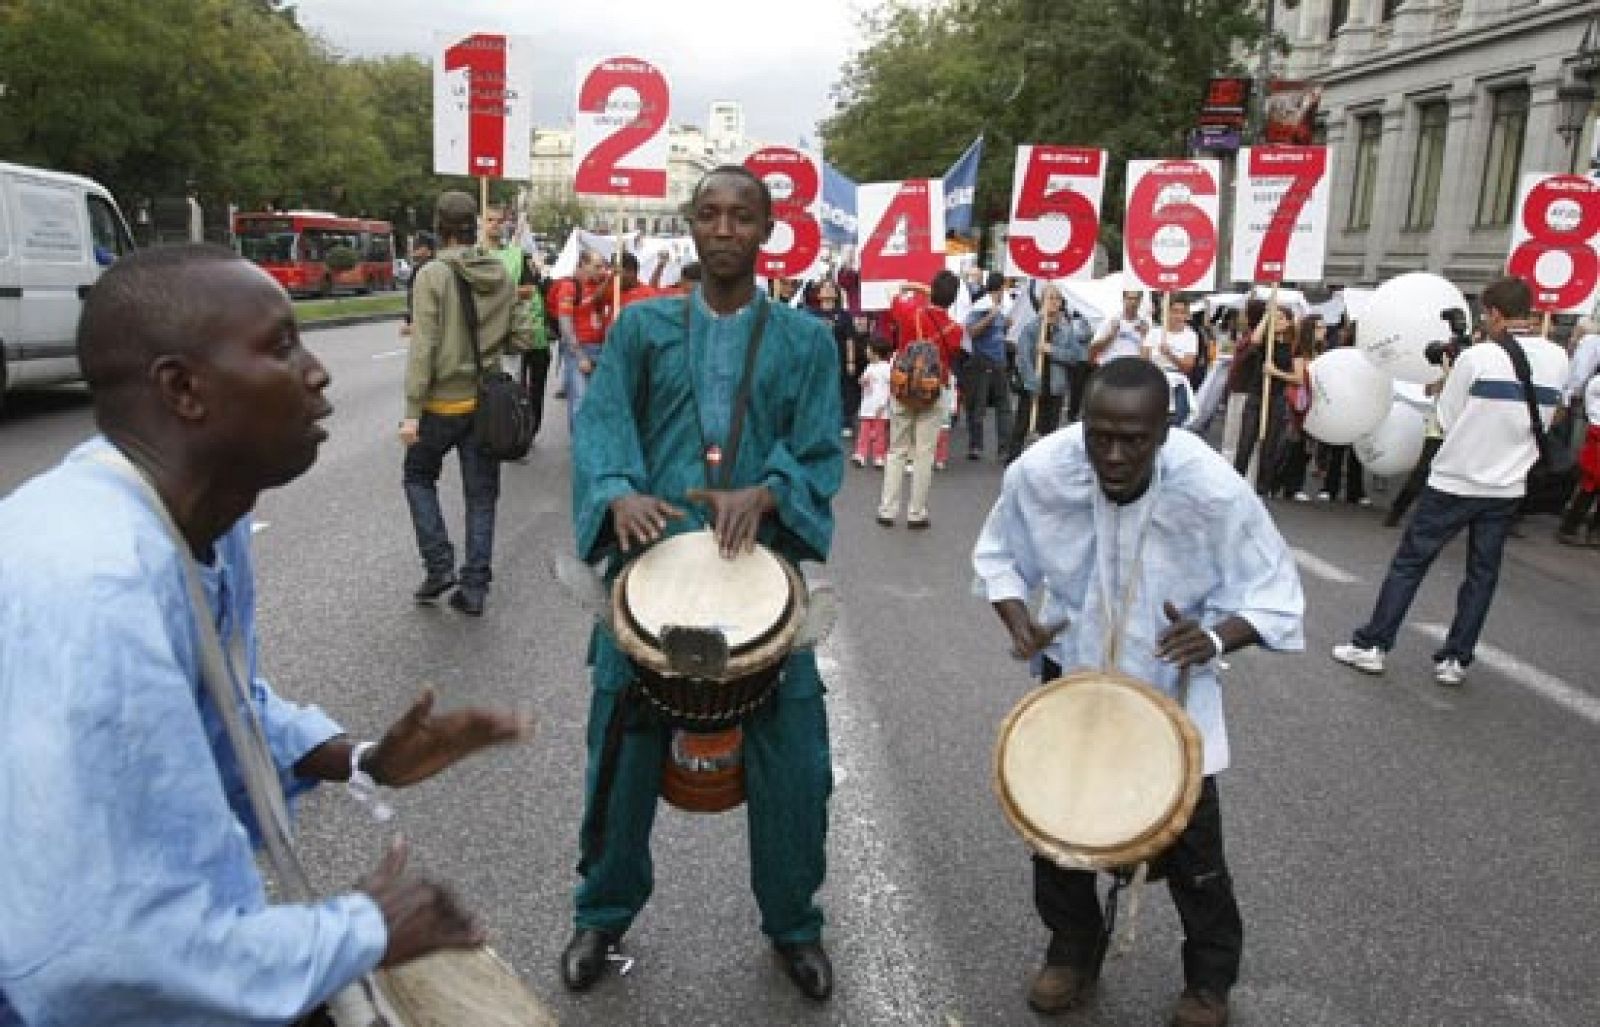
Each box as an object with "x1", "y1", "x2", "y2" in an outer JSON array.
[{"x1": 994, "y1": 669, "x2": 1203, "y2": 872}]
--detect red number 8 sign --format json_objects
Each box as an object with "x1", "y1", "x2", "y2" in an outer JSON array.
[
  {"x1": 1123, "y1": 159, "x2": 1221, "y2": 292},
  {"x1": 744, "y1": 147, "x2": 822, "y2": 279},
  {"x1": 1506, "y1": 174, "x2": 1600, "y2": 314},
  {"x1": 1005, "y1": 145, "x2": 1106, "y2": 281}
]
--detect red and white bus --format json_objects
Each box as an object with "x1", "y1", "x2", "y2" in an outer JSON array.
[{"x1": 233, "y1": 211, "x2": 395, "y2": 296}]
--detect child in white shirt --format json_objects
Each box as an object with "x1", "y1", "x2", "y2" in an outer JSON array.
[{"x1": 854, "y1": 338, "x2": 894, "y2": 467}]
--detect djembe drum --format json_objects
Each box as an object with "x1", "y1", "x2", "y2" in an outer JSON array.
[
  {"x1": 610, "y1": 530, "x2": 807, "y2": 813},
  {"x1": 994, "y1": 668, "x2": 1202, "y2": 872}
]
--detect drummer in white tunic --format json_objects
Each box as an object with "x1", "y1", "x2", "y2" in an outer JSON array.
[{"x1": 972, "y1": 357, "x2": 1304, "y2": 1027}]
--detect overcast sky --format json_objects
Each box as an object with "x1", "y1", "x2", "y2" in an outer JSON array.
[{"x1": 293, "y1": 0, "x2": 873, "y2": 146}]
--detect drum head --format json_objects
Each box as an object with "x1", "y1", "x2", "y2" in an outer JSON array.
[
  {"x1": 624, "y1": 530, "x2": 792, "y2": 651},
  {"x1": 1000, "y1": 674, "x2": 1190, "y2": 852}
]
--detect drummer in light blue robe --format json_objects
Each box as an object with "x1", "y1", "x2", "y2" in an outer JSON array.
[
  {"x1": 564, "y1": 167, "x2": 843, "y2": 1000},
  {"x1": 972, "y1": 357, "x2": 1303, "y2": 1022}
]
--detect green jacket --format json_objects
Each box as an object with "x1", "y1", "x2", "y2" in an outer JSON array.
[
  {"x1": 405, "y1": 246, "x2": 515, "y2": 418},
  {"x1": 490, "y1": 244, "x2": 549, "y2": 351}
]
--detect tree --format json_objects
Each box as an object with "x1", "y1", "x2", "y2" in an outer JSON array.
[
  {"x1": 528, "y1": 187, "x2": 591, "y2": 239},
  {"x1": 820, "y1": 0, "x2": 1264, "y2": 256}
]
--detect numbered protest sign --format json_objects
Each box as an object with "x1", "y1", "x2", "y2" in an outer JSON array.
[
  {"x1": 433, "y1": 33, "x2": 534, "y2": 178},
  {"x1": 857, "y1": 179, "x2": 946, "y2": 310},
  {"x1": 1506, "y1": 173, "x2": 1600, "y2": 314},
  {"x1": 1231, "y1": 145, "x2": 1331, "y2": 284},
  {"x1": 1123, "y1": 159, "x2": 1221, "y2": 292},
  {"x1": 574, "y1": 56, "x2": 671, "y2": 198},
  {"x1": 1005, "y1": 145, "x2": 1105, "y2": 281},
  {"x1": 744, "y1": 147, "x2": 823, "y2": 278}
]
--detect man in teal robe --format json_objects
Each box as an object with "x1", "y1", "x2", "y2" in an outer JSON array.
[{"x1": 562, "y1": 166, "x2": 843, "y2": 1001}]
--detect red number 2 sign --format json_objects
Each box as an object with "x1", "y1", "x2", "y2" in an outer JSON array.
[
  {"x1": 1006, "y1": 145, "x2": 1105, "y2": 280},
  {"x1": 857, "y1": 179, "x2": 947, "y2": 310},
  {"x1": 744, "y1": 147, "x2": 822, "y2": 278},
  {"x1": 1506, "y1": 174, "x2": 1600, "y2": 314},
  {"x1": 574, "y1": 56, "x2": 671, "y2": 198}
]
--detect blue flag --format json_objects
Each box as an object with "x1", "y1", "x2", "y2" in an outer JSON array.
[
  {"x1": 820, "y1": 161, "x2": 859, "y2": 246},
  {"x1": 942, "y1": 135, "x2": 984, "y2": 233}
]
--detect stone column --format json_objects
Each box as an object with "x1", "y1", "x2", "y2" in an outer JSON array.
[
  {"x1": 1430, "y1": 85, "x2": 1482, "y2": 271},
  {"x1": 1366, "y1": 96, "x2": 1411, "y2": 279}
]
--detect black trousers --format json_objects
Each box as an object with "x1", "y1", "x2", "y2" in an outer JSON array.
[
  {"x1": 1006, "y1": 390, "x2": 1065, "y2": 460},
  {"x1": 1032, "y1": 659, "x2": 1244, "y2": 995},
  {"x1": 520, "y1": 348, "x2": 552, "y2": 440},
  {"x1": 1322, "y1": 445, "x2": 1366, "y2": 502}
]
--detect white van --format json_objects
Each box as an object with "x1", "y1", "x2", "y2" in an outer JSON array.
[{"x1": 0, "y1": 162, "x2": 136, "y2": 412}]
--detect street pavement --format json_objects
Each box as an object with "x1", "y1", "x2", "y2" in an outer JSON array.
[{"x1": 3, "y1": 321, "x2": 1598, "y2": 1026}]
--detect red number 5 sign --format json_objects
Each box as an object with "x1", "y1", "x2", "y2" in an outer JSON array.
[
  {"x1": 1005, "y1": 145, "x2": 1105, "y2": 281},
  {"x1": 1123, "y1": 159, "x2": 1221, "y2": 292},
  {"x1": 1507, "y1": 173, "x2": 1600, "y2": 314}
]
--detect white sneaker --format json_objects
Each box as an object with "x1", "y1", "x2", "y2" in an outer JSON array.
[
  {"x1": 1332, "y1": 643, "x2": 1385, "y2": 674},
  {"x1": 1358, "y1": 497, "x2": 1374, "y2": 507},
  {"x1": 1434, "y1": 658, "x2": 1465, "y2": 686},
  {"x1": 1316, "y1": 492, "x2": 1332, "y2": 502},
  {"x1": 1293, "y1": 491, "x2": 1311, "y2": 502},
  {"x1": 851, "y1": 454, "x2": 865, "y2": 467}
]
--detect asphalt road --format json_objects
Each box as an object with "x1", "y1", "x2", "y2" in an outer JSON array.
[{"x1": 3, "y1": 322, "x2": 1598, "y2": 1026}]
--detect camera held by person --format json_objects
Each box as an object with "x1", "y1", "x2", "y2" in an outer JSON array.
[{"x1": 1424, "y1": 308, "x2": 1472, "y2": 366}]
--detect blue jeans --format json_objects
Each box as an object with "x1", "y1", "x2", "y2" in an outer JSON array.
[
  {"x1": 562, "y1": 343, "x2": 601, "y2": 437},
  {"x1": 1352, "y1": 486, "x2": 1519, "y2": 665},
  {"x1": 403, "y1": 411, "x2": 500, "y2": 590}
]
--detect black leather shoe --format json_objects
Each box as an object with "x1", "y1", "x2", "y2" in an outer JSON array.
[
  {"x1": 412, "y1": 571, "x2": 456, "y2": 603},
  {"x1": 775, "y1": 941, "x2": 833, "y2": 1001},
  {"x1": 560, "y1": 928, "x2": 616, "y2": 992},
  {"x1": 448, "y1": 587, "x2": 485, "y2": 616}
]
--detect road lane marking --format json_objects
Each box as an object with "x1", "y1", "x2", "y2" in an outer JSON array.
[
  {"x1": 1291, "y1": 548, "x2": 1360, "y2": 585},
  {"x1": 1413, "y1": 622, "x2": 1600, "y2": 726},
  {"x1": 371, "y1": 348, "x2": 407, "y2": 360},
  {"x1": 817, "y1": 630, "x2": 964, "y2": 1023}
]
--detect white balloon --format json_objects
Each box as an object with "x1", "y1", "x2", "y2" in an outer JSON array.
[
  {"x1": 1304, "y1": 347, "x2": 1394, "y2": 445},
  {"x1": 1353, "y1": 402, "x2": 1427, "y2": 477},
  {"x1": 1355, "y1": 272, "x2": 1466, "y2": 385}
]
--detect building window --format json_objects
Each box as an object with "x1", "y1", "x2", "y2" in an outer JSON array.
[
  {"x1": 1405, "y1": 102, "x2": 1448, "y2": 230},
  {"x1": 1328, "y1": 0, "x2": 1349, "y2": 38},
  {"x1": 1348, "y1": 113, "x2": 1382, "y2": 231},
  {"x1": 1476, "y1": 86, "x2": 1528, "y2": 227}
]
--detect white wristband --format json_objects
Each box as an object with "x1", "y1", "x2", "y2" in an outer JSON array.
[
  {"x1": 347, "y1": 741, "x2": 394, "y2": 823},
  {"x1": 1203, "y1": 628, "x2": 1226, "y2": 660}
]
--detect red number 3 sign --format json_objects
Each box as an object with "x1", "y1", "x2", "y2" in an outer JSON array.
[
  {"x1": 744, "y1": 147, "x2": 822, "y2": 278},
  {"x1": 574, "y1": 56, "x2": 671, "y2": 198},
  {"x1": 1506, "y1": 174, "x2": 1600, "y2": 314}
]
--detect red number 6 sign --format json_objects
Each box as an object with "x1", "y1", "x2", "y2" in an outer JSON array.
[
  {"x1": 1123, "y1": 159, "x2": 1221, "y2": 292},
  {"x1": 1506, "y1": 174, "x2": 1600, "y2": 314},
  {"x1": 1005, "y1": 145, "x2": 1106, "y2": 281},
  {"x1": 574, "y1": 56, "x2": 671, "y2": 198},
  {"x1": 744, "y1": 147, "x2": 823, "y2": 278}
]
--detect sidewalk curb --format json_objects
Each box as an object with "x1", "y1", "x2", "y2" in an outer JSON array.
[{"x1": 300, "y1": 311, "x2": 406, "y2": 332}]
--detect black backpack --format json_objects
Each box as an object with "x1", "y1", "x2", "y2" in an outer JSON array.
[{"x1": 452, "y1": 268, "x2": 533, "y2": 461}]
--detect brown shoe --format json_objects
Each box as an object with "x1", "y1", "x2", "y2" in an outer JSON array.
[
  {"x1": 1169, "y1": 988, "x2": 1229, "y2": 1027},
  {"x1": 1027, "y1": 963, "x2": 1096, "y2": 1014}
]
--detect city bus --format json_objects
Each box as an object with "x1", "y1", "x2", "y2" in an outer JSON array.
[{"x1": 233, "y1": 211, "x2": 395, "y2": 296}]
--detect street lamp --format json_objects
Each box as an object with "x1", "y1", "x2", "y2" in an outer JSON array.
[{"x1": 1556, "y1": 78, "x2": 1596, "y2": 172}]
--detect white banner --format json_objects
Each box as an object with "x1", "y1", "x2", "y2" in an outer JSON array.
[
  {"x1": 432, "y1": 33, "x2": 533, "y2": 178},
  {"x1": 1230, "y1": 145, "x2": 1331, "y2": 283}
]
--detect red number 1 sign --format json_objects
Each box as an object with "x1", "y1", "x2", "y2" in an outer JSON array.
[
  {"x1": 1507, "y1": 173, "x2": 1600, "y2": 314},
  {"x1": 574, "y1": 56, "x2": 671, "y2": 198},
  {"x1": 1005, "y1": 145, "x2": 1105, "y2": 281},
  {"x1": 857, "y1": 179, "x2": 946, "y2": 310},
  {"x1": 1123, "y1": 159, "x2": 1221, "y2": 292},
  {"x1": 432, "y1": 33, "x2": 533, "y2": 178},
  {"x1": 744, "y1": 147, "x2": 823, "y2": 278}
]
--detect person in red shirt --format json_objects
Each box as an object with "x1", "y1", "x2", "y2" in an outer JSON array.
[
  {"x1": 877, "y1": 270, "x2": 964, "y2": 529},
  {"x1": 547, "y1": 251, "x2": 607, "y2": 434},
  {"x1": 591, "y1": 252, "x2": 659, "y2": 335}
]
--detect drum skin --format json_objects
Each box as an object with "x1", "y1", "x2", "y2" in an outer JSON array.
[
  {"x1": 376, "y1": 946, "x2": 557, "y2": 1026},
  {"x1": 612, "y1": 531, "x2": 807, "y2": 730},
  {"x1": 994, "y1": 669, "x2": 1203, "y2": 872}
]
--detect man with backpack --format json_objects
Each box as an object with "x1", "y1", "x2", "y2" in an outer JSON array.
[
  {"x1": 878, "y1": 270, "x2": 965, "y2": 529},
  {"x1": 400, "y1": 191, "x2": 516, "y2": 616}
]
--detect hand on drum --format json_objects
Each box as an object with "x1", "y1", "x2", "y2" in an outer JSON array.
[
  {"x1": 685, "y1": 486, "x2": 776, "y2": 559},
  {"x1": 994, "y1": 598, "x2": 1069, "y2": 661},
  {"x1": 365, "y1": 687, "x2": 532, "y2": 788},
  {"x1": 610, "y1": 494, "x2": 686, "y2": 552},
  {"x1": 1156, "y1": 601, "x2": 1218, "y2": 668},
  {"x1": 361, "y1": 837, "x2": 486, "y2": 968}
]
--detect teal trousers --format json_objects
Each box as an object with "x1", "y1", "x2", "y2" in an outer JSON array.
[{"x1": 573, "y1": 667, "x2": 832, "y2": 944}]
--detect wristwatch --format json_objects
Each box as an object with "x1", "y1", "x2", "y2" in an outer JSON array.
[{"x1": 347, "y1": 741, "x2": 394, "y2": 822}]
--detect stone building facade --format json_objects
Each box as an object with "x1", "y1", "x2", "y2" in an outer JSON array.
[{"x1": 1280, "y1": 0, "x2": 1598, "y2": 295}]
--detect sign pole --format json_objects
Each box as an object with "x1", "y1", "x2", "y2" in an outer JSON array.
[
  {"x1": 613, "y1": 205, "x2": 623, "y2": 314},
  {"x1": 479, "y1": 176, "x2": 490, "y2": 246},
  {"x1": 1541, "y1": 309, "x2": 1553, "y2": 341},
  {"x1": 1258, "y1": 281, "x2": 1280, "y2": 445},
  {"x1": 1026, "y1": 287, "x2": 1049, "y2": 438}
]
